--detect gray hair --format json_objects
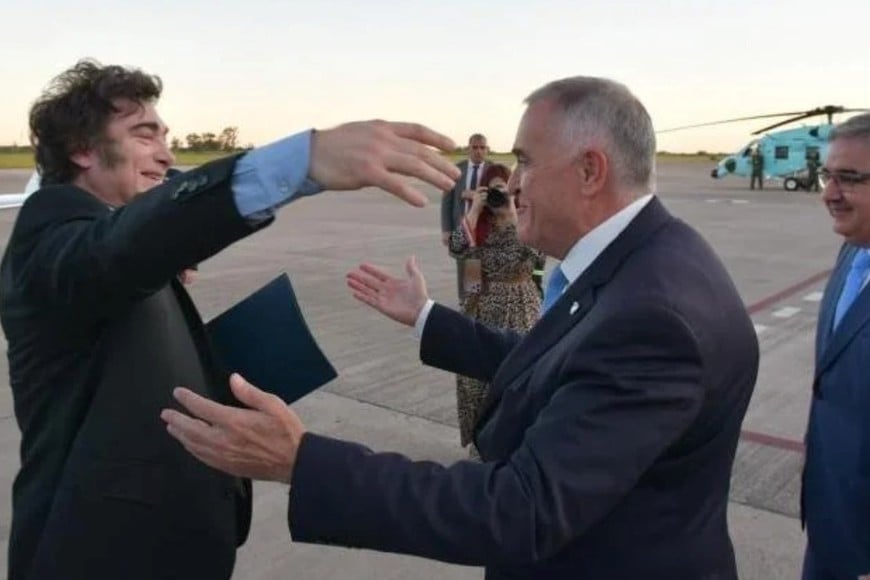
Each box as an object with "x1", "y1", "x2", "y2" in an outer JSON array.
[
  {"x1": 524, "y1": 76, "x2": 656, "y2": 192},
  {"x1": 830, "y1": 112, "x2": 870, "y2": 143}
]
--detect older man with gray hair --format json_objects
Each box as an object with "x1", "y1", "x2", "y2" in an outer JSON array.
[
  {"x1": 162, "y1": 76, "x2": 759, "y2": 580},
  {"x1": 802, "y1": 112, "x2": 870, "y2": 580}
]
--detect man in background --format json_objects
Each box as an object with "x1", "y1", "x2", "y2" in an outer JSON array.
[
  {"x1": 441, "y1": 133, "x2": 489, "y2": 299},
  {"x1": 802, "y1": 112, "x2": 870, "y2": 580},
  {"x1": 750, "y1": 147, "x2": 764, "y2": 190},
  {"x1": 806, "y1": 149, "x2": 821, "y2": 193}
]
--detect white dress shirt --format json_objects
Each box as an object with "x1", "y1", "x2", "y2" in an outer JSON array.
[
  {"x1": 556, "y1": 194, "x2": 654, "y2": 290},
  {"x1": 463, "y1": 161, "x2": 486, "y2": 214},
  {"x1": 466, "y1": 161, "x2": 486, "y2": 191}
]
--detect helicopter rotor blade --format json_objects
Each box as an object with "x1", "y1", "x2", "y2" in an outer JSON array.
[
  {"x1": 750, "y1": 107, "x2": 870, "y2": 134},
  {"x1": 656, "y1": 112, "x2": 807, "y2": 133},
  {"x1": 659, "y1": 106, "x2": 870, "y2": 135},
  {"x1": 751, "y1": 113, "x2": 818, "y2": 134}
]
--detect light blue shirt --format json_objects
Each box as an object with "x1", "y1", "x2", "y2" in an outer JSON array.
[
  {"x1": 230, "y1": 130, "x2": 323, "y2": 219},
  {"x1": 861, "y1": 249, "x2": 870, "y2": 292}
]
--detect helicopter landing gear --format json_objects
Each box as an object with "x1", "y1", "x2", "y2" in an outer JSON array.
[
  {"x1": 783, "y1": 175, "x2": 820, "y2": 193},
  {"x1": 783, "y1": 177, "x2": 801, "y2": 192}
]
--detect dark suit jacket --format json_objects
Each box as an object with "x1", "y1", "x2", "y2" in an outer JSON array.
[
  {"x1": 287, "y1": 198, "x2": 759, "y2": 579},
  {"x1": 0, "y1": 156, "x2": 269, "y2": 580},
  {"x1": 441, "y1": 159, "x2": 487, "y2": 234},
  {"x1": 803, "y1": 244, "x2": 870, "y2": 577}
]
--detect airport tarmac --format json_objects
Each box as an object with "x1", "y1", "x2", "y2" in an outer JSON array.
[{"x1": 0, "y1": 161, "x2": 841, "y2": 579}]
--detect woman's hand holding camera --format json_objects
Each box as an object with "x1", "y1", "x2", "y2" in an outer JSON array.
[{"x1": 468, "y1": 187, "x2": 488, "y2": 217}]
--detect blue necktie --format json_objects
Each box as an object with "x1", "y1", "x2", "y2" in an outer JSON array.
[
  {"x1": 833, "y1": 250, "x2": 870, "y2": 331},
  {"x1": 469, "y1": 164, "x2": 480, "y2": 190},
  {"x1": 542, "y1": 267, "x2": 569, "y2": 313}
]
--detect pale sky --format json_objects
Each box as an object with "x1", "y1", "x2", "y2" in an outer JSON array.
[{"x1": 2, "y1": 0, "x2": 867, "y2": 154}]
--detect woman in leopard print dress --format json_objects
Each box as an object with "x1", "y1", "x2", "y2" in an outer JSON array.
[{"x1": 448, "y1": 163, "x2": 544, "y2": 458}]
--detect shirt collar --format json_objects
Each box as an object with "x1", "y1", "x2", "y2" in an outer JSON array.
[{"x1": 558, "y1": 194, "x2": 654, "y2": 286}]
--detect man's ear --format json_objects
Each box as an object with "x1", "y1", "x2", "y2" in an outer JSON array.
[
  {"x1": 69, "y1": 147, "x2": 96, "y2": 171},
  {"x1": 575, "y1": 149, "x2": 608, "y2": 194}
]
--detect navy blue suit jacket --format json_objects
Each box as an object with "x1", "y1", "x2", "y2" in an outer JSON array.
[
  {"x1": 288, "y1": 198, "x2": 758, "y2": 579},
  {"x1": 804, "y1": 244, "x2": 870, "y2": 577}
]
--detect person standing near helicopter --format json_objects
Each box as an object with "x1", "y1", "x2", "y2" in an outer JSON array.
[
  {"x1": 750, "y1": 147, "x2": 764, "y2": 190},
  {"x1": 805, "y1": 150, "x2": 821, "y2": 192}
]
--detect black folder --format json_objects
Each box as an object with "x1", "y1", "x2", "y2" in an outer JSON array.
[{"x1": 205, "y1": 274, "x2": 337, "y2": 403}]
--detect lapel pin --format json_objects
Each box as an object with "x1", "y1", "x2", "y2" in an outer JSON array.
[{"x1": 570, "y1": 302, "x2": 579, "y2": 315}]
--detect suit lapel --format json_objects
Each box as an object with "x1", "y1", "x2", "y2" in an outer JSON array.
[
  {"x1": 459, "y1": 160, "x2": 469, "y2": 187},
  {"x1": 816, "y1": 246, "x2": 870, "y2": 379},
  {"x1": 169, "y1": 279, "x2": 234, "y2": 403},
  {"x1": 816, "y1": 246, "x2": 850, "y2": 363},
  {"x1": 455, "y1": 161, "x2": 470, "y2": 220},
  {"x1": 475, "y1": 197, "x2": 674, "y2": 423},
  {"x1": 170, "y1": 280, "x2": 250, "y2": 498}
]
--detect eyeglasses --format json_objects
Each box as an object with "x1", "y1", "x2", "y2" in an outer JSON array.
[{"x1": 818, "y1": 169, "x2": 870, "y2": 188}]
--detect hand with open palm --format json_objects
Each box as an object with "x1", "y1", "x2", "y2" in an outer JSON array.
[{"x1": 346, "y1": 256, "x2": 429, "y2": 327}]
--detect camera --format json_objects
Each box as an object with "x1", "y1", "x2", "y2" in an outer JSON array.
[{"x1": 485, "y1": 187, "x2": 509, "y2": 209}]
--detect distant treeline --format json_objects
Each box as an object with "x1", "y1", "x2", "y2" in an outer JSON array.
[
  {"x1": 0, "y1": 127, "x2": 251, "y2": 154},
  {"x1": 172, "y1": 127, "x2": 252, "y2": 152},
  {"x1": 659, "y1": 150, "x2": 725, "y2": 157}
]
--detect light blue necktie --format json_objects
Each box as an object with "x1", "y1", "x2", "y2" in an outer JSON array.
[
  {"x1": 833, "y1": 250, "x2": 870, "y2": 331},
  {"x1": 542, "y1": 267, "x2": 569, "y2": 314}
]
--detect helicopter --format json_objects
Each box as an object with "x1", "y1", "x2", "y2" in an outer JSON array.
[{"x1": 659, "y1": 105, "x2": 870, "y2": 191}]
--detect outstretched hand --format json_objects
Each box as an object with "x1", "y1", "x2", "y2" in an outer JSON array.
[
  {"x1": 309, "y1": 121, "x2": 461, "y2": 207},
  {"x1": 346, "y1": 256, "x2": 429, "y2": 326},
  {"x1": 161, "y1": 373, "x2": 305, "y2": 483}
]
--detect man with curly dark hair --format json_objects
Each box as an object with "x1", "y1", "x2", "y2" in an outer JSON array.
[{"x1": 0, "y1": 58, "x2": 459, "y2": 580}]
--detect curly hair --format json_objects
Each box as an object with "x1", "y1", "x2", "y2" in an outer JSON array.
[{"x1": 29, "y1": 59, "x2": 163, "y2": 185}]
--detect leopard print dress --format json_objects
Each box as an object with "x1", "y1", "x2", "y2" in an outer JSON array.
[{"x1": 449, "y1": 221, "x2": 544, "y2": 457}]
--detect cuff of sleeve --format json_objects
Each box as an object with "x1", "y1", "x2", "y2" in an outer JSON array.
[
  {"x1": 231, "y1": 130, "x2": 325, "y2": 218},
  {"x1": 288, "y1": 432, "x2": 369, "y2": 544},
  {"x1": 413, "y1": 299, "x2": 435, "y2": 340}
]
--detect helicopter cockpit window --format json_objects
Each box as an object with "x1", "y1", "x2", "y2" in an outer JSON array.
[
  {"x1": 742, "y1": 148, "x2": 751, "y2": 157},
  {"x1": 775, "y1": 146, "x2": 789, "y2": 160}
]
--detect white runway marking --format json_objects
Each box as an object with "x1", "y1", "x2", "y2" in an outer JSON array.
[
  {"x1": 772, "y1": 307, "x2": 801, "y2": 318},
  {"x1": 705, "y1": 198, "x2": 751, "y2": 204},
  {"x1": 754, "y1": 324, "x2": 769, "y2": 334},
  {"x1": 803, "y1": 292, "x2": 823, "y2": 302}
]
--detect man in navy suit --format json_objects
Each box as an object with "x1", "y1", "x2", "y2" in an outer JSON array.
[
  {"x1": 441, "y1": 133, "x2": 489, "y2": 299},
  {"x1": 163, "y1": 76, "x2": 759, "y2": 579},
  {"x1": 802, "y1": 113, "x2": 870, "y2": 580}
]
